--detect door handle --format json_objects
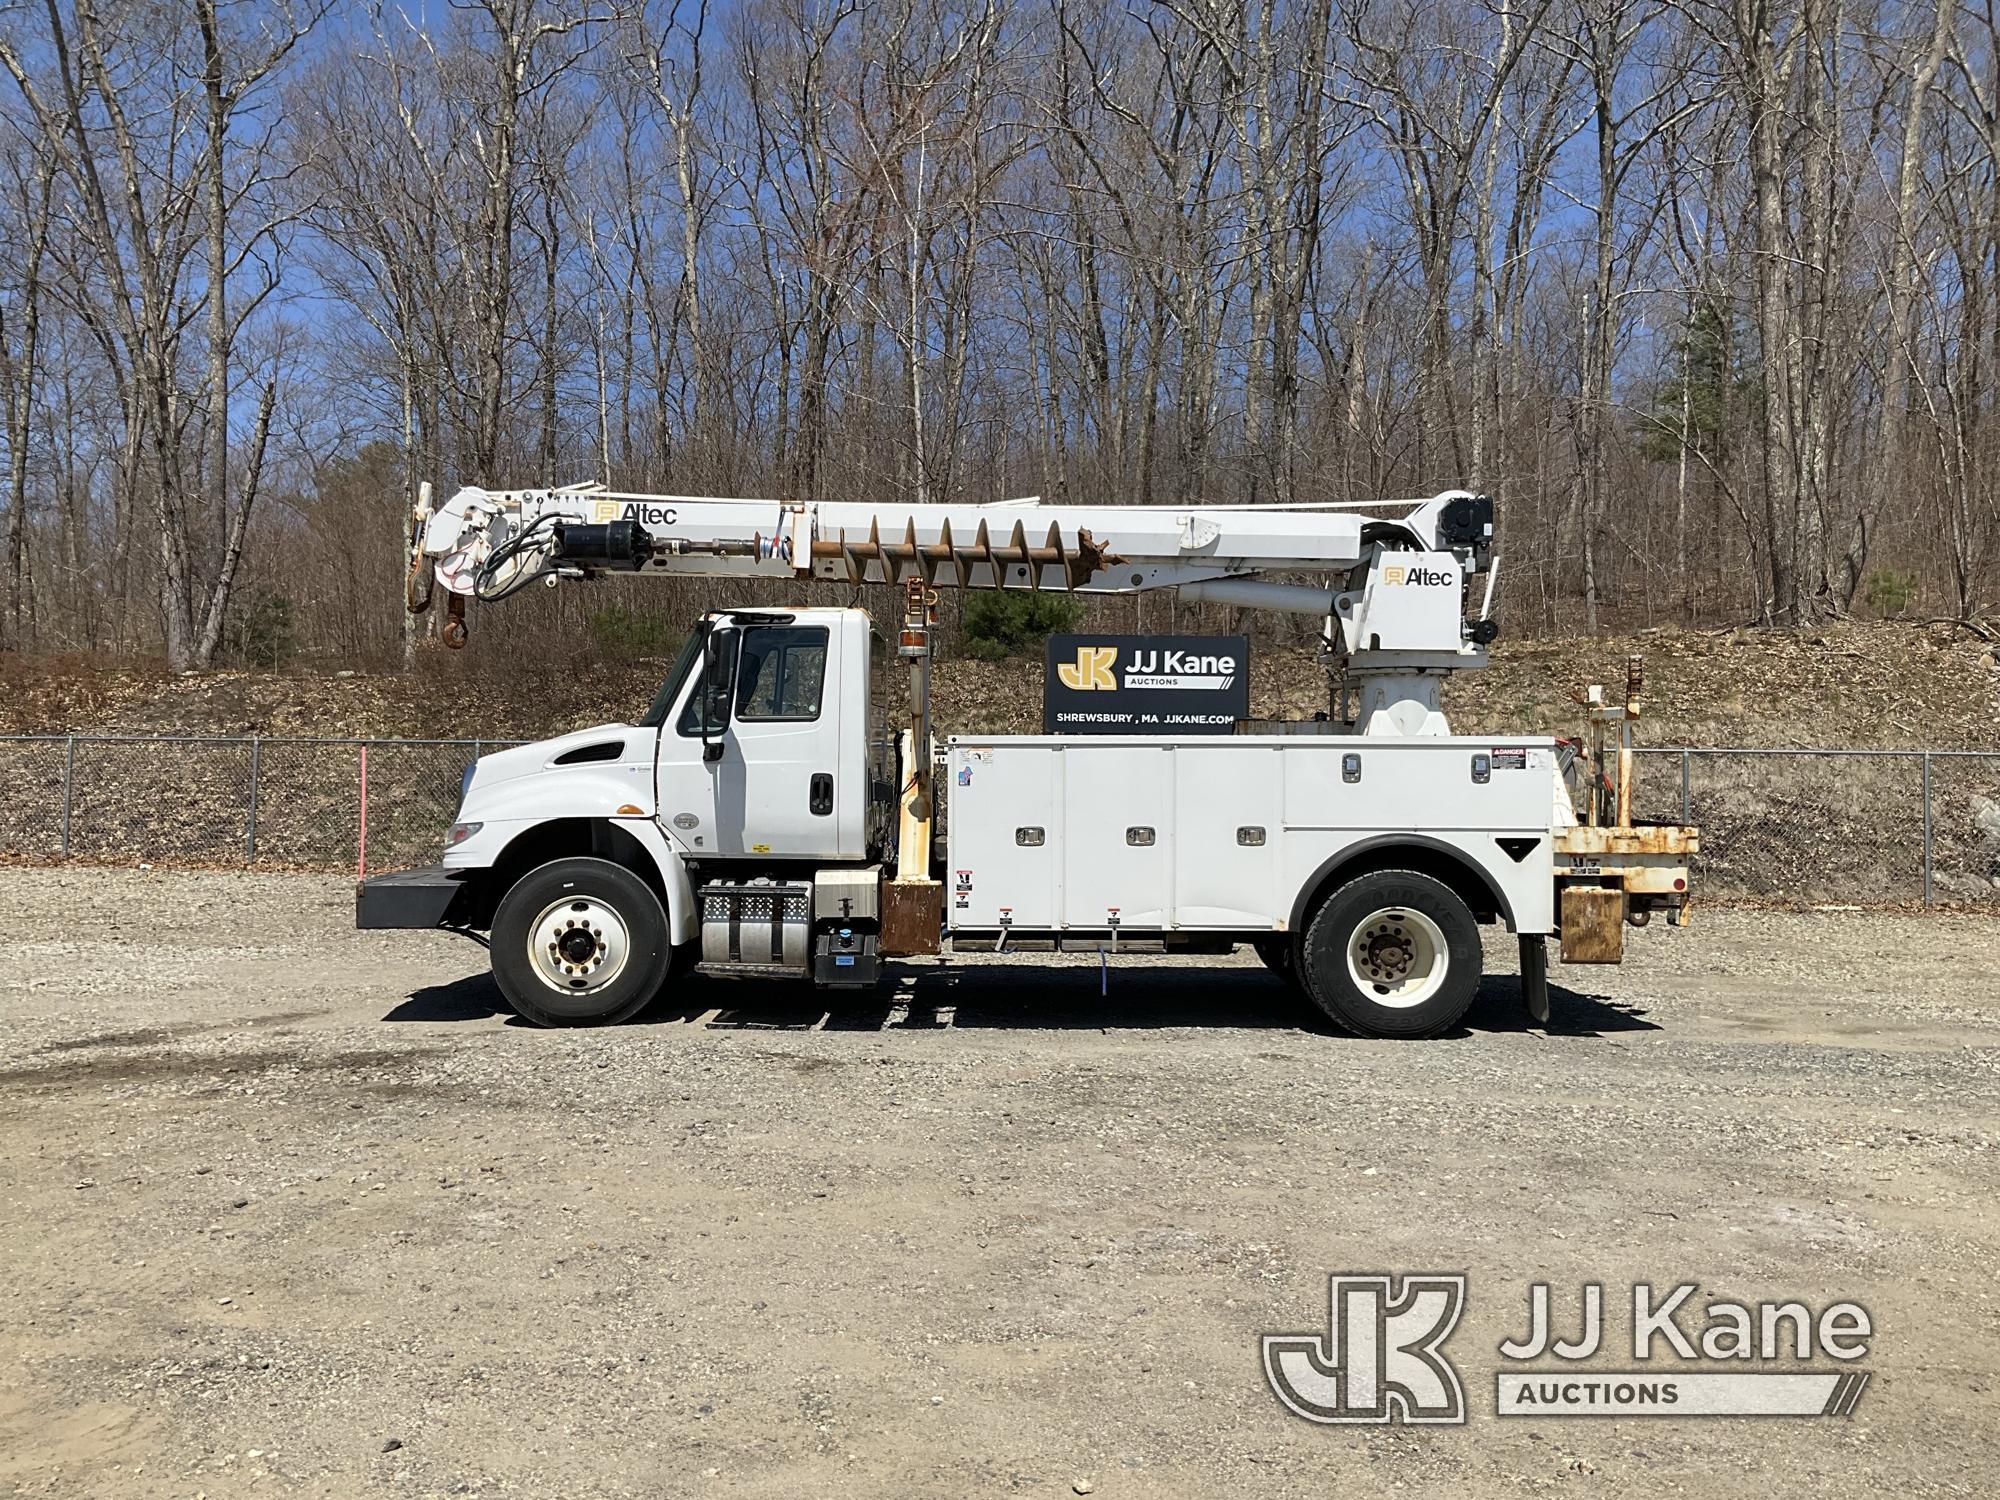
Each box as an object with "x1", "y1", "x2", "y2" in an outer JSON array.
[{"x1": 809, "y1": 773, "x2": 833, "y2": 816}]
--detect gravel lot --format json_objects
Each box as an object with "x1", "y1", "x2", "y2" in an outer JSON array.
[{"x1": 1, "y1": 868, "x2": 1996, "y2": 1499}]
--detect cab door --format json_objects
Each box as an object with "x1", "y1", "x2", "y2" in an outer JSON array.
[{"x1": 655, "y1": 621, "x2": 846, "y2": 859}]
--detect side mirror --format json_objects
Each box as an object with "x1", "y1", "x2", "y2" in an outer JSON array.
[{"x1": 699, "y1": 627, "x2": 734, "y2": 763}]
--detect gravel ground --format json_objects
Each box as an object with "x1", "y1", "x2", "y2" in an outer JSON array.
[{"x1": 1, "y1": 868, "x2": 1996, "y2": 1499}]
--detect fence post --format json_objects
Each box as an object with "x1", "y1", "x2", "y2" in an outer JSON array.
[
  {"x1": 245, "y1": 737, "x2": 261, "y2": 865},
  {"x1": 358, "y1": 744, "x2": 369, "y2": 880},
  {"x1": 60, "y1": 735, "x2": 76, "y2": 858},
  {"x1": 1921, "y1": 751, "x2": 1933, "y2": 907},
  {"x1": 1680, "y1": 749, "x2": 1691, "y2": 826}
]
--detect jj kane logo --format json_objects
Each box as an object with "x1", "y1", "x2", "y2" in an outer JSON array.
[
  {"x1": 1057, "y1": 644, "x2": 1119, "y2": 692},
  {"x1": 1263, "y1": 1274, "x2": 1468, "y2": 1425},
  {"x1": 1054, "y1": 643, "x2": 1240, "y2": 692},
  {"x1": 1044, "y1": 632, "x2": 1249, "y2": 734},
  {"x1": 1264, "y1": 1276, "x2": 1872, "y2": 1425}
]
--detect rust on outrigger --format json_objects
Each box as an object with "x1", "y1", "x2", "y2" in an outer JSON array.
[{"x1": 1554, "y1": 655, "x2": 1700, "y2": 963}]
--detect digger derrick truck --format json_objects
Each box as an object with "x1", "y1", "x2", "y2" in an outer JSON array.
[{"x1": 357, "y1": 484, "x2": 1697, "y2": 1038}]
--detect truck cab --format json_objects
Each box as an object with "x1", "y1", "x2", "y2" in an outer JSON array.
[
  {"x1": 358, "y1": 607, "x2": 894, "y2": 1024},
  {"x1": 648, "y1": 607, "x2": 878, "y2": 863}
]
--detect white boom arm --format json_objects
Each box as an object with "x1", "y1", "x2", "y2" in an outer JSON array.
[{"x1": 415, "y1": 484, "x2": 1499, "y2": 734}]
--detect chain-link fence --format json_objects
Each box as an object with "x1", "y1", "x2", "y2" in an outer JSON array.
[
  {"x1": 1, "y1": 735, "x2": 1996, "y2": 903},
  {"x1": 1634, "y1": 747, "x2": 2000, "y2": 905},
  {"x1": 0, "y1": 736, "x2": 523, "y2": 875}
]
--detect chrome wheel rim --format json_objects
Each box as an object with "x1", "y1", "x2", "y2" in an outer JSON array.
[{"x1": 528, "y1": 895, "x2": 631, "y2": 995}]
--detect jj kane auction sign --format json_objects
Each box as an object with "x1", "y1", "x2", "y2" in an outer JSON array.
[{"x1": 1044, "y1": 634, "x2": 1250, "y2": 734}]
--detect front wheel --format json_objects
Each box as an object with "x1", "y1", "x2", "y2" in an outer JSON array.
[
  {"x1": 490, "y1": 857, "x2": 674, "y2": 1027},
  {"x1": 1300, "y1": 869, "x2": 1481, "y2": 1038}
]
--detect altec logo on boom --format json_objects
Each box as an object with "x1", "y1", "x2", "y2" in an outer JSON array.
[
  {"x1": 592, "y1": 498, "x2": 681, "y2": 527},
  {"x1": 1263, "y1": 1276, "x2": 1873, "y2": 1424}
]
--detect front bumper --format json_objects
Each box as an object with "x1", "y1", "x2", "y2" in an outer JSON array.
[{"x1": 356, "y1": 865, "x2": 477, "y2": 930}]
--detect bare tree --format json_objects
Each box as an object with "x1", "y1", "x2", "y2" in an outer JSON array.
[
  {"x1": 2, "y1": 0, "x2": 321, "y2": 669},
  {"x1": 1342, "y1": 0, "x2": 1554, "y2": 486},
  {"x1": 3, "y1": 0, "x2": 1998, "y2": 669},
  {"x1": 0, "y1": 119, "x2": 53, "y2": 643}
]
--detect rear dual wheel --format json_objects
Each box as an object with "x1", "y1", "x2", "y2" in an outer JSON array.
[{"x1": 1299, "y1": 869, "x2": 1480, "y2": 1039}]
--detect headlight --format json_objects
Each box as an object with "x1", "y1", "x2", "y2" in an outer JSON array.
[{"x1": 446, "y1": 821, "x2": 483, "y2": 847}]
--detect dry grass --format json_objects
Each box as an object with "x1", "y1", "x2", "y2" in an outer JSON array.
[
  {"x1": 5, "y1": 620, "x2": 1995, "y2": 749},
  {"x1": 4, "y1": 622, "x2": 1996, "y2": 897}
]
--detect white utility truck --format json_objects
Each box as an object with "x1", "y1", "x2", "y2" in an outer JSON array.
[{"x1": 358, "y1": 485, "x2": 1696, "y2": 1037}]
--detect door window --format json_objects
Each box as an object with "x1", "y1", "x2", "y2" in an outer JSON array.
[{"x1": 734, "y1": 626, "x2": 829, "y2": 721}]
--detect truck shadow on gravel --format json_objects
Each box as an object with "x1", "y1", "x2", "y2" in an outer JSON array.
[{"x1": 386, "y1": 968, "x2": 1657, "y2": 1039}]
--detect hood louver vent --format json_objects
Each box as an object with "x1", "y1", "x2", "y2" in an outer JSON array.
[{"x1": 553, "y1": 740, "x2": 625, "y2": 766}]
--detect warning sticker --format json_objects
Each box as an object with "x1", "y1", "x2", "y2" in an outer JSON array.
[{"x1": 1490, "y1": 747, "x2": 1528, "y2": 771}]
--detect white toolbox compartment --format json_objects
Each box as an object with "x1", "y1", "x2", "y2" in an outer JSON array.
[{"x1": 943, "y1": 735, "x2": 1562, "y2": 935}]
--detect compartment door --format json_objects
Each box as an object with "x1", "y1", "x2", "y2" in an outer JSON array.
[
  {"x1": 946, "y1": 746, "x2": 1058, "y2": 929},
  {"x1": 1173, "y1": 744, "x2": 1279, "y2": 927},
  {"x1": 1062, "y1": 746, "x2": 1172, "y2": 929}
]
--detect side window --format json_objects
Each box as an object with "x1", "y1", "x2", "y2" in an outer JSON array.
[{"x1": 735, "y1": 626, "x2": 828, "y2": 721}]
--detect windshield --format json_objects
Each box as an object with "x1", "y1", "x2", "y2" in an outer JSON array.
[{"x1": 639, "y1": 622, "x2": 708, "y2": 728}]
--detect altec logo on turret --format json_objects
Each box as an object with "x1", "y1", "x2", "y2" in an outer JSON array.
[{"x1": 1384, "y1": 563, "x2": 1456, "y2": 587}]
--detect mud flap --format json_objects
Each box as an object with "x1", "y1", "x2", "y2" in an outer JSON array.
[{"x1": 1519, "y1": 933, "x2": 1550, "y2": 1026}]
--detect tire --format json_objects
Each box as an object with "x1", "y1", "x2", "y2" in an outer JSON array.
[
  {"x1": 490, "y1": 857, "x2": 674, "y2": 1027},
  {"x1": 1299, "y1": 869, "x2": 1481, "y2": 1039}
]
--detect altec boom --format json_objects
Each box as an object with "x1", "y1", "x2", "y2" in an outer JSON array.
[{"x1": 360, "y1": 483, "x2": 1696, "y2": 1037}]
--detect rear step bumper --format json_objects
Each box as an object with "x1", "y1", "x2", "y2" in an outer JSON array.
[{"x1": 356, "y1": 865, "x2": 475, "y2": 930}]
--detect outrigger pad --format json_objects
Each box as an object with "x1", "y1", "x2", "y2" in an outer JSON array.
[{"x1": 1559, "y1": 888, "x2": 1626, "y2": 964}]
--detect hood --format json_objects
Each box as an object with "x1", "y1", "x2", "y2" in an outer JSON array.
[{"x1": 470, "y1": 723, "x2": 641, "y2": 790}]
